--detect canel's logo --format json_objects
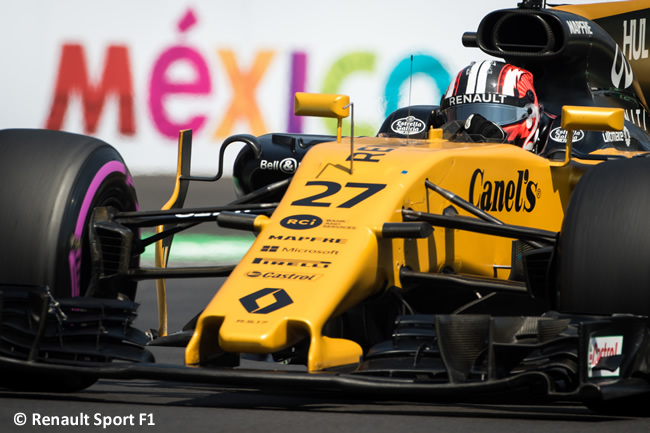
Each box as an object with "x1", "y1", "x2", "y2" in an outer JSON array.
[
  {"x1": 469, "y1": 168, "x2": 538, "y2": 212},
  {"x1": 280, "y1": 214, "x2": 322, "y2": 230}
]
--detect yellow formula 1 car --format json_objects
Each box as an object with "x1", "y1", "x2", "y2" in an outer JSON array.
[{"x1": 1, "y1": 0, "x2": 650, "y2": 414}]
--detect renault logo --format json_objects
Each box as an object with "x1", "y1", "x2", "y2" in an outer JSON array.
[{"x1": 239, "y1": 288, "x2": 293, "y2": 314}]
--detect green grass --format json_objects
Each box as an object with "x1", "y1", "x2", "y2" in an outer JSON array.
[{"x1": 141, "y1": 232, "x2": 254, "y2": 266}]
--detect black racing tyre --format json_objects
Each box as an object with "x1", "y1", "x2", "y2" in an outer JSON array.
[
  {"x1": 557, "y1": 157, "x2": 650, "y2": 316},
  {"x1": 0, "y1": 129, "x2": 138, "y2": 301}
]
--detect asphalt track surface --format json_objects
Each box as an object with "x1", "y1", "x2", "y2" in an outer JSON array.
[{"x1": 1, "y1": 176, "x2": 650, "y2": 432}]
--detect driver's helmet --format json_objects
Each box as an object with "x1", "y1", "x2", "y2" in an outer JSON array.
[{"x1": 440, "y1": 60, "x2": 540, "y2": 151}]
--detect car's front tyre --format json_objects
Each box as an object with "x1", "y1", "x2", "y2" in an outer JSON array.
[{"x1": 0, "y1": 129, "x2": 138, "y2": 300}]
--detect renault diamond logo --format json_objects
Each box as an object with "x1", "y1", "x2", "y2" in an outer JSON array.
[{"x1": 239, "y1": 288, "x2": 293, "y2": 314}]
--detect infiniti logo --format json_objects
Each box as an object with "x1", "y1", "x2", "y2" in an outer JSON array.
[{"x1": 611, "y1": 44, "x2": 633, "y2": 89}]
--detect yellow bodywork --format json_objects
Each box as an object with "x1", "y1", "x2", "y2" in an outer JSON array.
[
  {"x1": 184, "y1": 100, "x2": 629, "y2": 372},
  {"x1": 553, "y1": 0, "x2": 648, "y2": 20},
  {"x1": 185, "y1": 139, "x2": 575, "y2": 371}
]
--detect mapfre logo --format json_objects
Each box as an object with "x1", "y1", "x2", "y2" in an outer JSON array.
[
  {"x1": 268, "y1": 235, "x2": 347, "y2": 244},
  {"x1": 280, "y1": 214, "x2": 323, "y2": 230},
  {"x1": 469, "y1": 168, "x2": 538, "y2": 212}
]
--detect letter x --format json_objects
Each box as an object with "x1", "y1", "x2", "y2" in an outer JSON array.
[{"x1": 215, "y1": 49, "x2": 274, "y2": 137}]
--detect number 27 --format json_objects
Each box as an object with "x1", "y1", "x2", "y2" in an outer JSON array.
[{"x1": 291, "y1": 181, "x2": 386, "y2": 208}]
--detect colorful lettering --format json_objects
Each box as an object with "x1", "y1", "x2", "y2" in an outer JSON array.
[
  {"x1": 43, "y1": 9, "x2": 455, "y2": 144},
  {"x1": 148, "y1": 46, "x2": 211, "y2": 138},
  {"x1": 321, "y1": 52, "x2": 376, "y2": 137},
  {"x1": 384, "y1": 54, "x2": 451, "y2": 116},
  {"x1": 214, "y1": 50, "x2": 275, "y2": 137},
  {"x1": 287, "y1": 52, "x2": 307, "y2": 132},
  {"x1": 45, "y1": 44, "x2": 135, "y2": 135}
]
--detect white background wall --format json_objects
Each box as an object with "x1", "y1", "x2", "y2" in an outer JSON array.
[{"x1": 0, "y1": 0, "x2": 623, "y2": 175}]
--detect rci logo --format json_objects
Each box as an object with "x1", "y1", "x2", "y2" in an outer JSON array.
[
  {"x1": 280, "y1": 214, "x2": 322, "y2": 230},
  {"x1": 239, "y1": 288, "x2": 293, "y2": 314}
]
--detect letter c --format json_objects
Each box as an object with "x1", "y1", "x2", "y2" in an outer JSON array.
[
  {"x1": 321, "y1": 52, "x2": 376, "y2": 136},
  {"x1": 469, "y1": 169, "x2": 483, "y2": 205},
  {"x1": 384, "y1": 54, "x2": 451, "y2": 116}
]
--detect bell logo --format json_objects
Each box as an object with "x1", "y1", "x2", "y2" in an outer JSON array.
[
  {"x1": 239, "y1": 288, "x2": 293, "y2": 314},
  {"x1": 280, "y1": 214, "x2": 323, "y2": 230}
]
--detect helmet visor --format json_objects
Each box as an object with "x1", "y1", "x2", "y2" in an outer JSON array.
[{"x1": 440, "y1": 103, "x2": 531, "y2": 126}]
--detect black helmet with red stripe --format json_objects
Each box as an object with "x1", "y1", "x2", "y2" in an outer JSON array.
[{"x1": 440, "y1": 60, "x2": 540, "y2": 150}]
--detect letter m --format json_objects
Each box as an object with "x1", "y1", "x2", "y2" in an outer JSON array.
[{"x1": 45, "y1": 44, "x2": 135, "y2": 135}]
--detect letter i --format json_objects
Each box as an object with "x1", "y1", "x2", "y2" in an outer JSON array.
[{"x1": 288, "y1": 51, "x2": 307, "y2": 133}]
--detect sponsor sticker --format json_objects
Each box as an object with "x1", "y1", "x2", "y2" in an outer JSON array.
[
  {"x1": 566, "y1": 20, "x2": 593, "y2": 35},
  {"x1": 391, "y1": 116, "x2": 426, "y2": 135},
  {"x1": 252, "y1": 257, "x2": 331, "y2": 268},
  {"x1": 469, "y1": 168, "x2": 538, "y2": 213},
  {"x1": 323, "y1": 219, "x2": 356, "y2": 230},
  {"x1": 260, "y1": 158, "x2": 298, "y2": 173},
  {"x1": 550, "y1": 127, "x2": 585, "y2": 143},
  {"x1": 625, "y1": 108, "x2": 648, "y2": 130},
  {"x1": 611, "y1": 44, "x2": 634, "y2": 89},
  {"x1": 283, "y1": 247, "x2": 338, "y2": 255},
  {"x1": 261, "y1": 245, "x2": 339, "y2": 255},
  {"x1": 239, "y1": 288, "x2": 293, "y2": 314},
  {"x1": 280, "y1": 214, "x2": 322, "y2": 230},
  {"x1": 602, "y1": 127, "x2": 631, "y2": 147},
  {"x1": 245, "y1": 270, "x2": 323, "y2": 281},
  {"x1": 446, "y1": 93, "x2": 507, "y2": 106},
  {"x1": 267, "y1": 235, "x2": 347, "y2": 244},
  {"x1": 588, "y1": 335, "x2": 623, "y2": 377}
]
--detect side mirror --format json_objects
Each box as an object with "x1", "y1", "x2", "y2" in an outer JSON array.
[
  {"x1": 552, "y1": 105, "x2": 624, "y2": 167},
  {"x1": 294, "y1": 92, "x2": 350, "y2": 142}
]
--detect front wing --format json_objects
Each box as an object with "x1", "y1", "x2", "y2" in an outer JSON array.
[{"x1": 1, "y1": 285, "x2": 649, "y2": 404}]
